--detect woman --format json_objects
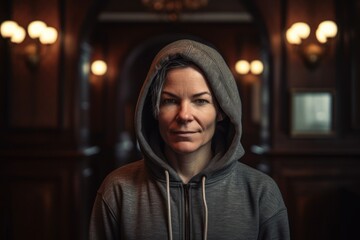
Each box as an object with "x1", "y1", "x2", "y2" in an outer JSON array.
[{"x1": 89, "y1": 39, "x2": 290, "y2": 240}]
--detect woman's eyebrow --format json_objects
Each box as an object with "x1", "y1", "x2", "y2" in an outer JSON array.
[
  {"x1": 193, "y1": 92, "x2": 212, "y2": 98},
  {"x1": 161, "y1": 91, "x2": 178, "y2": 97},
  {"x1": 161, "y1": 91, "x2": 212, "y2": 98}
]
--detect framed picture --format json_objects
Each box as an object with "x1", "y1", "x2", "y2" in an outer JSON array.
[{"x1": 290, "y1": 89, "x2": 335, "y2": 137}]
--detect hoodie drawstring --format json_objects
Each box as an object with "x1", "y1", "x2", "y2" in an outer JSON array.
[
  {"x1": 164, "y1": 170, "x2": 208, "y2": 240},
  {"x1": 202, "y1": 176, "x2": 208, "y2": 240},
  {"x1": 165, "y1": 170, "x2": 173, "y2": 240}
]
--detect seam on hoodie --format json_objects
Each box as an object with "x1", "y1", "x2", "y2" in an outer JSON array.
[
  {"x1": 259, "y1": 208, "x2": 287, "y2": 228},
  {"x1": 185, "y1": 41, "x2": 194, "y2": 56},
  {"x1": 99, "y1": 192, "x2": 120, "y2": 225}
]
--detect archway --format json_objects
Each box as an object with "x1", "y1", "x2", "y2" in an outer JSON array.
[{"x1": 78, "y1": 0, "x2": 272, "y2": 169}]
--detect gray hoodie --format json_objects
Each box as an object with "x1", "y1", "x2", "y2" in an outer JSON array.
[{"x1": 89, "y1": 39, "x2": 290, "y2": 240}]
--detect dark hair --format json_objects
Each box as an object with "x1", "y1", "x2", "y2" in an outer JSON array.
[{"x1": 150, "y1": 55, "x2": 195, "y2": 117}]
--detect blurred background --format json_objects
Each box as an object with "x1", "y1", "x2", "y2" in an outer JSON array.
[{"x1": 0, "y1": 0, "x2": 359, "y2": 239}]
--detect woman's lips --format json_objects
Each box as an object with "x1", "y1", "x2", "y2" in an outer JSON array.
[{"x1": 171, "y1": 130, "x2": 197, "y2": 137}]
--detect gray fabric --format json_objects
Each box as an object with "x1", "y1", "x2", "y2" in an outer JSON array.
[{"x1": 89, "y1": 39, "x2": 290, "y2": 240}]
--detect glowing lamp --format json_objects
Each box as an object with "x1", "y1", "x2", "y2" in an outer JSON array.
[{"x1": 91, "y1": 60, "x2": 107, "y2": 76}]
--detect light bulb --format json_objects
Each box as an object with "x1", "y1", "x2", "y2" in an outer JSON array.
[
  {"x1": 28, "y1": 20, "x2": 47, "y2": 39},
  {"x1": 0, "y1": 20, "x2": 19, "y2": 38},
  {"x1": 315, "y1": 28, "x2": 327, "y2": 43},
  {"x1": 250, "y1": 60, "x2": 264, "y2": 75},
  {"x1": 286, "y1": 27, "x2": 301, "y2": 44},
  {"x1": 318, "y1": 20, "x2": 337, "y2": 38},
  {"x1": 291, "y1": 22, "x2": 310, "y2": 39},
  {"x1": 10, "y1": 26, "x2": 26, "y2": 43},
  {"x1": 91, "y1": 60, "x2": 107, "y2": 76},
  {"x1": 39, "y1": 27, "x2": 58, "y2": 44},
  {"x1": 235, "y1": 60, "x2": 250, "y2": 75}
]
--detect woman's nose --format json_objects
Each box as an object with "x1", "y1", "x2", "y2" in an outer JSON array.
[{"x1": 176, "y1": 102, "x2": 194, "y2": 123}]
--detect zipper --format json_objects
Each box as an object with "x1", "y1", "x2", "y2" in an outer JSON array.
[{"x1": 183, "y1": 184, "x2": 190, "y2": 240}]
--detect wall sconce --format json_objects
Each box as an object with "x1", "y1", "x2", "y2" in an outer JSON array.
[
  {"x1": 91, "y1": 60, "x2": 107, "y2": 76},
  {"x1": 286, "y1": 20, "x2": 338, "y2": 69},
  {"x1": 235, "y1": 60, "x2": 264, "y2": 75},
  {"x1": 0, "y1": 20, "x2": 58, "y2": 68}
]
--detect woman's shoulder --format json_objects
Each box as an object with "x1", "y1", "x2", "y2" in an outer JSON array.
[
  {"x1": 98, "y1": 160, "x2": 147, "y2": 195},
  {"x1": 234, "y1": 161, "x2": 286, "y2": 204},
  {"x1": 232, "y1": 161, "x2": 287, "y2": 218},
  {"x1": 234, "y1": 162, "x2": 271, "y2": 180},
  {"x1": 232, "y1": 161, "x2": 283, "y2": 195},
  {"x1": 108, "y1": 159, "x2": 146, "y2": 179}
]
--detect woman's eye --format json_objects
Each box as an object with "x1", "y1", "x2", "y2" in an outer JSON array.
[
  {"x1": 194, "y1": 99, "x2": 209, "y2": 105},
  {"x1": 161, "y1": 98, "x2": 177, "y2": 105}
]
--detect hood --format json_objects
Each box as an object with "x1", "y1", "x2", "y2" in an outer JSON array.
[{"x1": 134, "y1": 39, "x2": 244, "y2": 183}]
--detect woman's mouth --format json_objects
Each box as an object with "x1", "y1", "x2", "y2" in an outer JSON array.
[{"x1": 171, "y1": 130, "x2": 197, "y2": 137}]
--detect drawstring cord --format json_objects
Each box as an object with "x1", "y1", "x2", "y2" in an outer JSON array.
[
  {"x1": 165, "y1": 170, "x2": 173, "y2": 240},
  {"x1": 201, "y1": 176, "x2": 208, "y2": 240},
  {"x1": 164, "y1": 170, "x2": 208, "y2": 240}
]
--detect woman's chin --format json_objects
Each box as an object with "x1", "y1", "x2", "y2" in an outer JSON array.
[{"x1": 166, "y1": 141, "x2": 210, "y2": 156}]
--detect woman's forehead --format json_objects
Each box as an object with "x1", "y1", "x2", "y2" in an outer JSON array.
[{"x1": 163, "y1": 67, "x2": 211, "y2": 91}]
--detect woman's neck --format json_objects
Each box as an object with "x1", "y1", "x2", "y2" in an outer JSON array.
[{"x1": 164, "y1": 145, "x2": 212, "y2": 184}]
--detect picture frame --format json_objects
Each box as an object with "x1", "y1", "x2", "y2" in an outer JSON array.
[{"x1": 290, "y1": 89, "x2": 335, "y2": 137}]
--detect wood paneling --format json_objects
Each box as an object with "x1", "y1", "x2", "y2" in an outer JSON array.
[
  {"x1": 351, "y1": 0, "x2": 360, "y2": 129},
  {"x1": 8, "y1": 0, "x2": 61, "y2": 129},
  {"x1": 3, "y1": 180, "x2": 60, "y2": 239},
  {"x1": 271, "y1": 156, "x2": 360, "y2": 240},
  {"x1": 0, "y1": 150, "x2": 97, "y2": 240},
  {"x1": 0, "y1": 0, "x2": 95, "y2": 149}
]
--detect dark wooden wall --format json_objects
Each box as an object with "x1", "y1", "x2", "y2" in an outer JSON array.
[
  {"x1": 261, "y1": 0, "x2": 360, "y2": 239},
  {"x1": 1, "y1": 0, "x2": 360, "y2": 239},
  {"x1": 0, "y1": 0, "x2": 97, "y2": 239}
]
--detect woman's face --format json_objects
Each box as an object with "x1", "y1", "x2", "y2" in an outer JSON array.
[{"x1": 158, "y1": 66, "x2": 218, "y2": 156}]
